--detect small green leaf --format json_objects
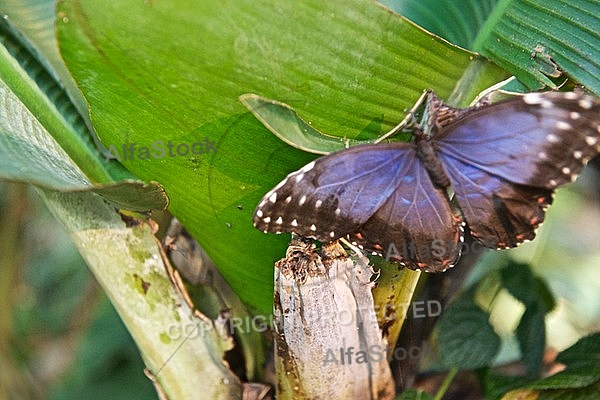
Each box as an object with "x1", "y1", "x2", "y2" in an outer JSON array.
[
  {"x1": 530, "y1": 361, "x2": 600, "y2": 390},
  {"x1": 501, "y1": 261, "x2": 555, "y2": 312},
  {"x1": 506, "y1": 334, "x2": 600, "y2": 399},
  {"x1": 516, "y1": 304, "x2": 546, "y2": 376},
  {"x1": 439, "y1": 297, "x2": 501, "y2": 369},
  {"x1": 239, "y1": 93, "x2": 371, "y2": 154},
  {"x1": 501, "y1": 261, "x2": 539, "y2": 306},
  {"x1": 498, "y1": 261, "x2": 557, "y2": 376},
  {"x1": 497, "y1": 321, "x2": 600, "y2": 398},
  {"x1": 556, "y1": 332, "x2": 600, "y2": 366}
]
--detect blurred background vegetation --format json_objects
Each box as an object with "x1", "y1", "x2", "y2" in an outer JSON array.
[{"x1": 0, "y1": 182, "x2": 156, "y2": 400}]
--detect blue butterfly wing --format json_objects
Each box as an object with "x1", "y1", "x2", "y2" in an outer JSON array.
[
  {"x1": 437, "y1": 92, "x2": 600, "y2": 247},
  {"x1": 254, "y1": 143, "x2": 412, "y2": 238},
  {"x1": 437, "y1": 92, "x2": 600, "y2": 189},
  {"x1": 254, "y1": 143, "x2": 462, "y2": 271}
]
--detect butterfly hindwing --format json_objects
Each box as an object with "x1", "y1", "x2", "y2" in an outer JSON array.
[
  {"x1": 442, "y1": 156, "x2": 553, "y2": 247},
  {"x1": 350, "y1": 162, "x2": 463, "y2": 272}
]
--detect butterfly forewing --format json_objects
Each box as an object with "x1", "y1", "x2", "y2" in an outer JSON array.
[
  {"x1": 436, "y1": 92, "x2": 600, "y2": 190},
  {"x1": 254, "y1": 143, "x2": 415, "y2": 241}
]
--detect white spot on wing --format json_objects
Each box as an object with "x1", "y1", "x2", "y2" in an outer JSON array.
[
  {"x1": 564, "y1": 92, "x2": 579, "y2": 100},
  {"x1": 310, "y1": 224, "x2": 317, "y2": 231},
  {"x1": 573, "y1": 150, "x2": 583, "y2": 159},
  {"x1": 285, "y1": 196, "x2": 292, "y2": 204},
  {"x1": 562, "y1": 167, "x2": 571, "y2": 175},
  {"x1": 556, "y1": 121, "x2": 571, "y2": 130},
  {"x1": 315, "y1": 200, "x2": 322, "y2": 208},
  {"x1": 538, "y1": 151, "x2": 548, "y2": 161},
  {"x1": 569, "y1": 111, "x2": 581, "y2": 120},
  {"x1": 269, "y1": 192, "x2": 277, "y2": 203},
  {"x1": 546, "y1": 133, "x2": 559, "y2": 143},
  {"x1": 291, "y1": 219, "x2": 298, "y2": 227},
  {"x1": 295, "y1": 173, "x2": 304, "y2": 183},
  {"x1": 523, "y1": 93, "x2": 543, "y2": 104},
  {"x1": 256, "y1": 210, "x2": 263, "y2": 217},
  {"x1": 299, "y1": 195, "x2": 307, "y2": 206},
  {"x1": 335, "y1": 208, "x2": 341, "y2": 216},
  {"x1": 579, "y1": 98, "x2": 593, "y2": 109},
  {"x1": 263, "y1": 217, "x2": 271, "y2": 223},
  {"x1": 585, "y1": 136, "x2": 598, "y2": 146},
  {"x1": 275, "y1": 217, "x2": 283, "y2": 224},
  {"x1": 329, "y1": 231, "x2": 335, "y2": 238}
]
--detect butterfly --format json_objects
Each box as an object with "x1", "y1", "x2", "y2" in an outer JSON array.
[{"x1": 253, "y1": 90, "x2": 600, "y2": 272}]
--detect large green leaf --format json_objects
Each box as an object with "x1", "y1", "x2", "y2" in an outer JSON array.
[
  {"x1": 384, "y1": 0, "x2": 600, "y2": 93},
  {"x1": 57, "y1": 0, "x2": 504, "y2": 315},
  {"x1": 380, "y1": 0, "x2": 499, "y2": 48},
  {"x1": 474, "y1": 0, "x2": 600, "y2": 92}
]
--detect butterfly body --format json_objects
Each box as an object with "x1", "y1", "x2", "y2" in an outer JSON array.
[{"x1": 254, "y1": 91, "x2": 600, "y2": 272}]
